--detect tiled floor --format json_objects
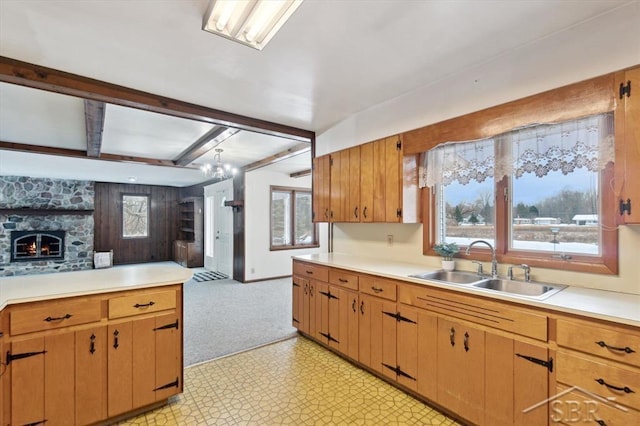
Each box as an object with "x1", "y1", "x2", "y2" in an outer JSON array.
[{"x1": 118, "y1": 336, "x2": 459, "y2": 425}]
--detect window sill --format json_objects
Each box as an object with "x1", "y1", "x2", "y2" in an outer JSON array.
[{"x1": 270, "y1": 244, "x2": 320, "y2": 252}]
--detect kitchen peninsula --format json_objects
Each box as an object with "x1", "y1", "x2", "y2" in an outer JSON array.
[
  {"x1": 292, "y1": 253, "x2": 640, "y2": 425},
  {"x1": 0, "y1": 263, "x2": 192, "y2": 425}
]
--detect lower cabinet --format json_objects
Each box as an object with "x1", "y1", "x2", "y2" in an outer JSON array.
[
  {"x1": 358, "y1": 293, "x2": 397, "y2": 379},
  {"x1": 1, "y1": 285, "x2": 182, "y2": 425}
]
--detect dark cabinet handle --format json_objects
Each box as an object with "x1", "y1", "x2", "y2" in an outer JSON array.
[
  {"x1": 360, "y1": 300, "x2": 365, "y2": 315},
  {"x1": 595, "y1": 378, "x2": 634, "y2": 394},
  {"x1": 354, "y1": 207, "x2": 358, "y2": 219},
  {"x1": 113, "y1": 329, "x2": 119, "y2": 349},
  {"x1": 304, "y1": 283, "x2": 308, "y2": 295},
  {"x1": 363, "y1": 206, "x2": 368, "y2": 219},
  {"x1": 596, "y1": 420, "x2": 607, "y2": 426},
  {"x1": 134, "y1": 301, "x2": 155, "y2": 308},
  {"x1": 450, "y1": 327, "x2": 455, "y2": 347},
  {"x1": 90, "y1": 333, "x2": 96, "y2": 354},
  {"x1": 324, "y1": 208, "x2": 329, "y2": 219},
  {"x1": 44, "y1": 313, "x2": 72, "y2": 322},
  {"x1": 305, "y1": 270, "x2": 313, "y2": 275},
  {"x1": 339, "y1": 278, "x2": 348, "y2": 283},
  {"x1": 464, "y1": 332, "x2": 470, "y2": 352},
  {"x1": 371, "y1": 286, "x2": 383, "y2": 293},
  {"x1": 309, "y1": 284, "x2": 314, "y2": 296},
  {"x1": 595, "y1": 340, "x2": 635, "y2": 354},
  {"x1": 352, "y1": 299, "x2": 356, "y2": 313}
]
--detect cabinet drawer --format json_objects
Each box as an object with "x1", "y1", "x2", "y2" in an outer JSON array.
[
  {"x1": 293, "y1": 261, "x2": 329, "y2": 282},
  {"x1": 10, "y1": 298, "x2": 102, "y2": 336},
  {"x1": 359, "y1": 275, "x2": 397, "y2": 301},
  {"x1": 329, "y1": 269, "x2": 359, "y2": 291},
  {"x1": 399, "y1": 284, "x2": 548, "y2": 341},
  {"x1": 557, "y1": 351, "x2": 640, "y2": 410},
  {"x1": 108, "y1": 289, "x2": 176, "y2": 319},
  {"x1": 557, "y1": 317, "x2": 640, "y2": 368},
  {"x1": 555, "y1": 384, "x2": 639, "y2": 425}
]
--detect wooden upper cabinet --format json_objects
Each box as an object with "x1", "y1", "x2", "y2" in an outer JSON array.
[
  {"x1": 323, "y1": 134, "x2": 420, "y2": 223},
  {"x1": 312, "y1": 154, "x2": 331, "y2": 223},
  {"x1": 615, "y1": 66, "x2": 640, "y2": 224}
]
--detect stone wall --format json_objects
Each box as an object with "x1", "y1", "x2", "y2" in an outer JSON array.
[{"x1": 0, "y1": 176, "x2": 95, "y2": 276}]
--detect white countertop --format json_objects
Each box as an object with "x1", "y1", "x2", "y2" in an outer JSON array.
[
  {"x1": 294, "y1": 253, "x2": 640, "y2": 327},
  {"x1": 0, "y1": 263, "x2": 193, "y2": 310}
]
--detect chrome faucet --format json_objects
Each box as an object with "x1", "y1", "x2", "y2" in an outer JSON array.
[
  {"x1": 508, "y1": 264, "x2": 531, "y2": 282},
  {"x1": 465, "y1": 240, "x2": 498, "y2": 278}
]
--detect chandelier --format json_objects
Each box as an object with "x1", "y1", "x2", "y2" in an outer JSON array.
[{"x1": 200, "y1": 148, "x2": 237, "y2": 180}]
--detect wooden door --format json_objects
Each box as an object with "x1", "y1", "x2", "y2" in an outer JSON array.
[
  {"x1": 10, "y1": 337, "x2": 45, "y2": 426},
  {"x1": 316, "y1": 281, "x2": 331, "y2": 345},
  {"x1": 132, "y1": 316, "x2": 157, "y2": 407},
  {"x1": 416, "y1": 310, "x2": 438, "y2": 401},
  {"x1": 301, "y1": 278, "x2": 311, "y2": 335},
  {"x1": 154, "y1": 313, "x2": 181, "y2": 401},
  {"x1": 347, "y1": 146, "x2": 361, "y2": 222},
  {"x1": 308, "y1": 279, "x2": 321, "y2": 340},
  {"x1": 396, "y1": 307, "x2": 418, "y2": 391},
  {"x1": 327, "y1": 285, "x2": 341, "y2": 350},
  {"x1": 45, "y1": 332, "x2": 75, "y2": 425},
  {"x1": 108, "y1": 321, "x2": 133, "y2": 416},
  {"x1": 330, "y1": 152, "x2": 343, "y2": 221},
  {"x1": 617, "y1": 67, "x2": 640, "y2": 223},
  {"x1": 485, "y1": 332, "x2": 515, "y2": 426},
  {"x1": 292, "y1": 276, "x2": 305, "y2": 331},
  {"x1": 513, "y1": 340, "x2": 549, "y2": 425},
  {"x1": 437, "y1": 318, "x2": 485, "y2": 425},
  {"x1": 360, "y1": 142, "x2": 374, "y2": 222},
  {"x1": 335, "y1": 287, "x2": 359, "y2": 360},
  {"x1": 373, "y1": 139, "x2": 386, "y2": 222},
  {"x1": 384, "y1": 135, "x2": 402, "y2": 222},
  {"x1": 361, "y1": 295, "x2": 396, "y2": 378},
  {"x1": 76, "y1": 326, "x2": 107, "y2": 426},
  {"x1": 312, "y1": 155, "x2": 331, "y2": 222}
]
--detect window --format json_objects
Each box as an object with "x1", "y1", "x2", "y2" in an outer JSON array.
[
  {"x1": 122, "y1": 194, "x2": 149, "y2": 238},
  {"x1": 423, "y1": 113, "x2": 617, "y2": 274},
  {"x1": 270, "y1": 186, "x2": 318, "y2": 250}
]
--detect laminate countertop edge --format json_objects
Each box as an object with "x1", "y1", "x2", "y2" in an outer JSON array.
[
  {"x1": 293, "y1": 253, "x2": 640, "y2": 328},
  {"x1": 0, "y1": 263, "x2": 193, "y2": 310}
]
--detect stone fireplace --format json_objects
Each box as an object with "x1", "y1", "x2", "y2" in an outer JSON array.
[{"x1": 1, "y1": 176, "x2": 95, "y2": 276}]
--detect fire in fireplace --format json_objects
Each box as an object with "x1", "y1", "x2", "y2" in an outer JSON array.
[{"x1": 10, "y1": 230, "x2": 65, "y2": 262}]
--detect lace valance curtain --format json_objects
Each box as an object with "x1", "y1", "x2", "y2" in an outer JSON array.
[{"x1": 420, "y1": 112, "x2": 615, "y2": 188}]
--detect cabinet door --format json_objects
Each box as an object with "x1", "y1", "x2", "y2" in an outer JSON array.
[
  {"x1": 373, "y1": 140, "x2": 387, "y2": 222},
  {"x1": 316, "y1": 281, "x2": 331, "y2": 345},
  {"x1": 396, "y1": 307, "x2": 418, "y2": 391},
  {"x1": 330, "y1": 151, "x2": 343, "y2": 221},
  {"x1": 347, "y1": 146, "x2": 361, "y2": 222},
  {"x1": 616, "y1": 67, "x2": 640, "y2": 223},
  {"x1": 384, "y1": 135, "x2": 402, "y2": 222},
  {"x1": 108, "y1": 322, "x2": 133, "y2": 416},
  {"x1": 312, "y1": 155, "x2": 331, "y2": 222},
  {"x1": 45, "y1": 332, "x2": 75, "y2": 425},
  {"x1": 513, "y1": 340, "x2": 549, "y2": 425},
  {"x1": 335, "y1": 287, "x2": 359, "y2": 360},
  {"x1": 154, "y1": 313, "x2": 181, "y2": 401},
  {"x1": 292, "y1": 276, "x2": 304, "y2": 331},
  {"x1": 437, "y1": 318, "x2": 485, "y2": 425},
  {"x1": 76, "y1": 326, "x2": 107, "y2": 426},
  {"x1": 358, "y1": 294, "x2": 396, "y2": 377},
  {"x1": 308, "y1": 279, "x2": 321, "y2": 340},
  {"x1": 360, "y1": 142, "x2": 374, "y2": 222},
  {"x1": 10, "y1": 337, "x2": 45, "y2": 426},
  {"x1": 416, "y1": 310, "x2": 438, "y2": 401}
]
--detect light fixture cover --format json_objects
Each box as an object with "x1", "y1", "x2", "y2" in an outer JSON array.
[{"x1": 203, "y1": 0, "x2": 303, "y2": 50}]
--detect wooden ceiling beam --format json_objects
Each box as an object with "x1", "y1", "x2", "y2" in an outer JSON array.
[
  {"x1": 84, "y1": 99, "x2": 106, "y2": 157},
  {"x1": 0, "y1": 141, "x2": 190, "y2": 168},
  {"x1": 290, "y1": 169, "x2": 311, "y2": 178},
  {"x1": 173, "y1": 126, "x2": 238, "y2": 166},
  {"x1": 242, "y1": 142, "x2": 311, "y2": 172},
  {"x1": 0, "y1": 56, "x2": 315, "y2": 143}
]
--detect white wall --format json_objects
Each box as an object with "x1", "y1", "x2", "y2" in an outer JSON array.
[
  {"x1": 244, "y1": 168, "x2": 327, "y2": 281},
  {"x1": 319, "y1": 2, "x2": 640, "y2": 295}
]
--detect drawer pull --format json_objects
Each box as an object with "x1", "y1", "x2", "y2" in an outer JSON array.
[
  {"x1": 44, "y1": 313, "x2": 72, "y2": 322},
  {"x1": 305, "y1": 270, "x2": 313, "y2": 275},
  {"x1": 450, "y1": 327, "x2": 455, "y2": 347},
  {"x1": 134, "y1": 301, "x2": 155, "y2": 308},
  {"x1": 339, "y1": 278, "x2": 348, "y2": 283},
  {"x1": 113, "y1": 329, "x2": 120, "y2": 349},
  {"x1": 596, "y1": 421, "x2": 607, "y2": 426},
  {"x1": 464, "y1": 332, "x2": 470, "y2": 352},
  {"x1": 371, "y1": 286, "x2": 383, "y2": 293},
  {"x1": 595, "y1": 378, "x2": 635, "y2": 394},
  {"x1": 595, "y1": 340, "x2": 636, "y2": 354},
  {"x1": 90, "y1": 333, "x2": 96, "y2": 354}
]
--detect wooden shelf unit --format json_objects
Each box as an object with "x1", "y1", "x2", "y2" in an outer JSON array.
[{"x1": 173, "y1": 197, "x2": 203, "y2": 268}]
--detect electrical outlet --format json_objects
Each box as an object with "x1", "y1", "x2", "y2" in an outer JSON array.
[
  {"x1": 386, "y1": 234, "x2": 393, "y2": 246},
  {"x1": 251, "y1": 267, "x2": 255, "y2": 274}
]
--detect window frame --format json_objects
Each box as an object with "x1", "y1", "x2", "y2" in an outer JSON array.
[
  {"x1": 121, "y1": 193, "x2": 150, "y2": 239},
  {"x1": 269, "y1": 186, "x2": 319, "y2": 251}
]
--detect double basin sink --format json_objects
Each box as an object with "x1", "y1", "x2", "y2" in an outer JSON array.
[{"x1": 409, "y1": 270, "x2": 566, "y2": 299}]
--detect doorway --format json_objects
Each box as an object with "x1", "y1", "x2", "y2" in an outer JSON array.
[{"x1": 204, "y1": 179, "x2": 233, "y2": 277}]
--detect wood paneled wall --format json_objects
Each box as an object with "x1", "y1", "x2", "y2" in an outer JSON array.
[{"x1": 94, "y1": 182, "x2": 180, "y2": 265}]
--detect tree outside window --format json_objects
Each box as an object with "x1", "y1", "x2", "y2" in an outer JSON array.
[
  {"x1": 270, "y1": 187, "x2": 318, "y2": 250},
  {"x1": 122, "y1": 194, "x2": 149, "y2": 238}
]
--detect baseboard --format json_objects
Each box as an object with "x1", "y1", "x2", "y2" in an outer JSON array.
[{"x1": 242, "y1": 274, "x2": 291, "y2": 283}]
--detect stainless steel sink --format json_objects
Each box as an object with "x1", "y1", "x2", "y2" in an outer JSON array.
[
  {"x1": 409, "y1": 270, "x2": 485, "y2": 285},
  {"x1": 472, "y1": 278, "x2": 566, "y2": 299}
]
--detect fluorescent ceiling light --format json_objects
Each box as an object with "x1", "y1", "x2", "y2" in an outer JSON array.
[{"x1": 203, "y1": 0, "x2": 303, "y2": 50}]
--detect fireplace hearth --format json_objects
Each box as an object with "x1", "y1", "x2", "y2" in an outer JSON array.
[{"x1": 11, "y1": 230, "x2": 65, "y2": 262}]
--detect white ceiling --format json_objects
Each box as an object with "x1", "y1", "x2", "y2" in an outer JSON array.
[{"x1": 0, "y1": 0, "x2": 632, "y2": 186}]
